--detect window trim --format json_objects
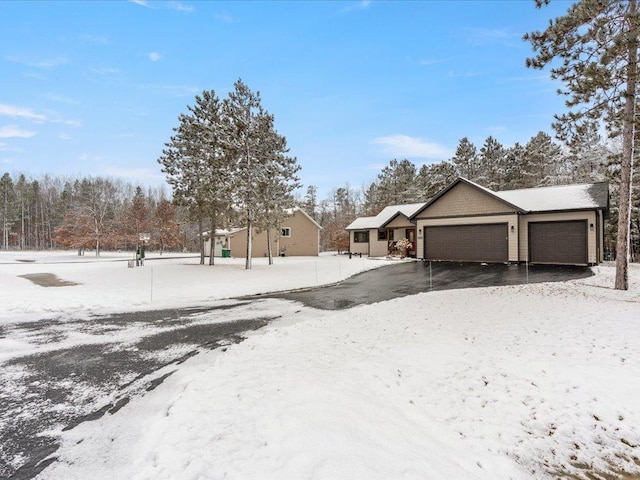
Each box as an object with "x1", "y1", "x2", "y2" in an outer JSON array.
[
  {"x1": 353, "y1": 231, "x2": 369, "y2": 243},
  {"x1": 281, "y1": 227, "x2": 292, "y2": 238}
]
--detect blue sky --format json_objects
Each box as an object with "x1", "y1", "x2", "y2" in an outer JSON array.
[{"x1": 1, "y1": 0, "x2": 571, "y2": 198}]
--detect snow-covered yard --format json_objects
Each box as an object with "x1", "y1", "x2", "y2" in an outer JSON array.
[{"x1": 1, "y1": 251, "x2": 639, "y2": 479}]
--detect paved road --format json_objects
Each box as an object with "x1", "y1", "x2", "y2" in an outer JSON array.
[
  {"x1": 265, "y1": 260, "x2": 593, "y2": 309},
  {"x1": 2, "y1": 261, "x2": 592, "y2": 479}
]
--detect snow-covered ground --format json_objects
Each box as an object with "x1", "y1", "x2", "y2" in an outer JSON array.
[
  {"x1": 1, "y1": 251, "x2": 639, "y2": 479},
  {"x1": 0, "y1": 250, "x2": 389, "y2": 322}
]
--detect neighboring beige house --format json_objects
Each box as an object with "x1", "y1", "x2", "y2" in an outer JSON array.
[
  {"x1": 345, "y1": 203, "x2": 426, "y2": 257},
  {"x1": 347, "y1": 178, "x2": 609, "y2": 266},
  {"x1": 204, "y1": 207, "x2": 321, "y2": 258}
]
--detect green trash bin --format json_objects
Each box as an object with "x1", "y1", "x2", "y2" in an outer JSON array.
[{"x1": 222, "y1": 249, "x2": 231, "y2": 258}]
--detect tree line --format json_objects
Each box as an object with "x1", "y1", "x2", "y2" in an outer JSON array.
[
  {"x1": 0, "y1": 173, "x2": 187, "y2": 254},
  {"x1": 300, "y1": 130, "x2": 639, "y2": 261}
]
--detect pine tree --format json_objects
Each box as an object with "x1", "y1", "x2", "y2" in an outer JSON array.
[
  {"x1": 424, "y1": 161, "x2": 457, "y2": 197},
  {"x1": 451, "y1": 138, "x2": 479, "y2": 181},
  {"x1": 502, "y1": 143, "x2": 527, "y2": 190},
  {"x1": 478, "y1": 136, "x2": 506, "y2": 189},
  {"x1": 303, "y1": 185, "x2": 318, "y2": 220},
  {"x1": 0, "y1": 173, "x2": 16, "y2": 250},
  {"x1": 158, "y1": 89, "x2": 230, "y2": 265},
  {"x1": 222, "y1": 79, "x2": 269, "y2": 269},
  {"x1": 522, "y1": 131, "x2": 565, "y2": 187},
  {"x1": 525, "y1": 0, "x2": 639, "y2": 290},
  {"x1": 567, "y1": 123, "x2": 610, "y2": 182},
  {"x1": 253, "y1": 113, "x2": 301, "y2": 265}
]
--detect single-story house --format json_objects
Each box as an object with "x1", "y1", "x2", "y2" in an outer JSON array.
[
  {"x1": 347, "y1": 178, "x2": 609, "y2": 266},
  {"x1": 204, "y1": 207, "x2": 321, "y2": 258},
  {"x1": 346, "y1": 202, "x2": 426, "y2": 257}
]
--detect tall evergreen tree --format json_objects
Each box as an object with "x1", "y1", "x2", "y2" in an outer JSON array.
[
  {"x1": 158, "y1": 89, "x2": 230, "y2": 265},
  {"x1": 478, "y1": 136, "x2": 506, "y2": 189},
  {"x1": 222, "y1": 79, "x2": 269, "y2": 270},
  {"x1": 253, "y1": 113, "x2": 301, "y2": 265},
  {"x1": 525, "y1": 0, "x2": 639, "y2": 289},
  {"x1": 0, "y1": 173, "x2": 16, "y2": 250},
  {"x1": 502, "y1": 142, "x2": 527, "y2": 189},
  {"x1": 302, "y1": 185, "x2": 318, "y2": 219},
  {"x1": 522, "y1": 131, "x2": 565, "y2": 187},
  {"x1": 451, "y1": 137, "x2": 479, "y2": 181}
]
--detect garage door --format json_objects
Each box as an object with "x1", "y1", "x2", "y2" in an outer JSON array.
[
  {"x1": 529, "y1": 221, "x2": 587, "y2": 265},
  {"x1": 424, "y1": 224, "x2": 508, "y2": 263}
]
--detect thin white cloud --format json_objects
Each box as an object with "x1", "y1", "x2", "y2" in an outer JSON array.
[
  {"x1": 59, "y1": 119, "x2": 82, "y2": 127},
  {"x1": 406, "y1": 56, "x2": 447, "y2": 67},
  {"x1": 0, "y1": 142, "x2": 23, "y2": 153},
  {"x1": 447, "y1": 70, "x2": 483, "y2": 78},
  {"x1": 135, "y1": 82, "x2": 200, "y2": 97},
  {"x1": 58, "y1": 133, "x2": 72, "y2": 141},
  {"x1": 129, "y1": 0, "x2": 150, "y2": 7},
  {"x1": 45, "y1": 94, "x2": 80, "y2": 105},
  {"x1": 80, "y1": 34, "x2": 109, "y2": 45},
  {"x1": 373, "y1": 134, "x2": 452, "y2": 159},
  {"x1": 462, "y1": 27, "x2": 520, "y2": 47},
  {"x1": 0, "y1": 104, "x2": 47, "y2": 122},
  {"x1": 0, "y1": 125, "x2": 36, "y2": 138},
  {"x1": 24, "y1": 72, "x2": 46, "y2": 80},
  {"x1": 89, "y1": 67, "x2": 121, "y2": 76},
  {"x1": 368, "y1": 163, "x2": 388, "y2": 171},
  {"x1": 7, "y1": 56, "x2": 68, "y2": 69},
  {"x1": 486, "y1": 126, "x2": 506, "y2": 136},
  {"x1": 103, "y1": 166, "x2": 164, "y2": 180},
  {"x1": 169, "y1": 1, "x2": 194, "y2": 12},
  {"x1": 213, "y1": 12, "x2": 234, "y2": 23},
  {"x1": 149, "y1": 52, "x2": 162, "y2": 62},
  {"x1": 340, "y1": 0, "x2": 372, "y2": 13}
]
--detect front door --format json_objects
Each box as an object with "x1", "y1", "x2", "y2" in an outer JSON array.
[{"x1": 405, "y1": 228, "x2": 416, "y2": 257}]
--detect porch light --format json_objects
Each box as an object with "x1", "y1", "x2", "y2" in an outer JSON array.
[
  {"x1": 590, "y1": 223, "x2": 594, "y2": 230},
  {"x1": 510, "y1": 225, "x2": 515, "y2": 233}
]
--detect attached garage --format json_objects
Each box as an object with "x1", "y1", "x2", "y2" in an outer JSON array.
[
  {"x1": 424, "y1": 223, "x2": 508, "y2": 263},
  {"x1": 528, "y1": 221, "x2": 588, "y2": 265},
  {"x1": 348, "y1": 178, "x2": 608, "y2": 265}
]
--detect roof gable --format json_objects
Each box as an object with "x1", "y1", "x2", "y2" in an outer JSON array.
[
  {"x1": 286, "y1": 207, "x2": 323, "y2": 229},
  {"x1": 412, "y1": 178, "x2": 522, "y2": 219},
  {"x1": 346, "y1": 202, "x2": 426, "y2": 230}
]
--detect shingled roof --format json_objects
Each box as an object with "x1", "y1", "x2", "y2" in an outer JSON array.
[{"x1": 346, "y1": 202, "x2": 426, "y2": 230}]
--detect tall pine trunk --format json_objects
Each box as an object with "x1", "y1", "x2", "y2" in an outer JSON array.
[
  {"x1": 266, "y1": 225, "x2": 273, "y2": 265},
  {"x1": 245, "y1": 213, "x2": 253, "y2": 270},
  {"x1": 198, "y1": 216, "x2": 205, "y2": 265},
  {"x1": 615, "y1": 0, "x2": 638, "y2": 291},
  {"x1": 244, "y1": 135, "x2": 253, "y2": 270},
  {"x1": 209, "y1": 218, "x2": 215, "y2": 265}
]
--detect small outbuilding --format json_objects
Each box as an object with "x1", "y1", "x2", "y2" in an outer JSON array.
[{"x1": 203, "y1": 207, "x2": 321, "y2": 258}]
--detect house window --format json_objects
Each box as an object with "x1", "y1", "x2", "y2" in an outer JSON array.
[
  {"x1": 354, "y1": 231, "x2": 369, "y2": 243},
  {"x1": 378, "y1": 230, "x2": 387, "y2": 241},
  {"x1": 281, "y1": 227, "x2": 291, "y2": 238}
]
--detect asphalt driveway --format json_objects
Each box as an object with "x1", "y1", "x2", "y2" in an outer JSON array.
[{"x1": 266, "y1": 260, "x2": 594, "y2": 310}]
